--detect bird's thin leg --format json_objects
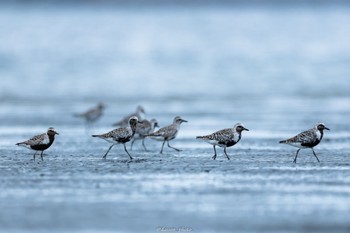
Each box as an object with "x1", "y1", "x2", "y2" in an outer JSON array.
[
  {"x1": 167, "y1": 141, "x2": 181, "y2": 152},
  {"x1": 293, "y1": 149, "x2": 301, "y2": 163},
  {"x1": 212, "y1": 145, "x2": 217, "y2": 160},
  {"x1": 141, "y1": 138, "x2": 148, "y2": 152},
  {"x1": 102, "y1": 144, "x2": 116, "y2": 159},
  {"x1": 311, "y1": 148, "x2": 320, "y2": 162},
  {"x1": 160, "y1": 140, "x2": 166, "y2": 154},
  {"x1": 223, "y1": 147, "x2": 230, "y2": 160},
  {"x1": 32, "y1": 151, "x2": 38, "y2": 160},
  {"x1": 123, "y1": 143, "x2": 133, "y2": 160},
  {"x1": 130, "y1": 138, "x2": 136, "y2": 150},
  {"x1": 40, "y1": 151, "x2": 44, "y2": 161}
]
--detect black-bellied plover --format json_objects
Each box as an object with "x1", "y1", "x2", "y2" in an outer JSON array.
[
  {"x1": 130, "y1": 118, "x2": 159, "y2": 151},
  {"x1": 279, "y1": 123, "x2": 330, "y2": 163},
  {"x1": 112, "y1": 105, "x2": 145, "y2": 127},
  {"x1": 74, "y1": 102, "x2": 105, "y2": 124},
  {"x1": 92, "y1": 116, "x2": 140, "y2": 160},
  {"x1": 15, "y1": 127, "x2": 59, "y2": 160},
  {"x1": 147, "y1": 116, "x2": 187, "y2": 154},
  {"x1": 196, "y1": 123, "x2": 249, "y2": 160}
]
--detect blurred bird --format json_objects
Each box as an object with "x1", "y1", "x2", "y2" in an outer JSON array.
[
  {"x1": 147, "y1": 116, "x2": 187, "y2": 154},
  {"x1": 74, "y1": 102, "x2": 105, "y2": 125},
  {"x1": 112, "y1": 105, "x2": 145, "y2": 127},
  {"x1": 15, "y1": 127, "x2": 59, "y2": 160},
  {"x1": 196, "y1": 123, "x2": 249, "y2": 160},
  {"x1": 130, "y1": 118, "x2": 159, "y2": 151},
  {"x1": 279, "y1": 123, "x2": 330, "y2": 163},
  {"x1": 92, "y1": 116, "x2": 140, "y2": 160}
]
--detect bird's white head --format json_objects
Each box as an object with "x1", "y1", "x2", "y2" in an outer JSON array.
[{"x1": 173, "y1": 116, "x2": 188, "y2": 124}]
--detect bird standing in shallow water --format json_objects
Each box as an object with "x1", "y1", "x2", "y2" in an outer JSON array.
[
  {"x1": 92, "y1": 116, "x2": 140, "y2": 160},
  {"x1": 279, "y1": 123, "x2": 330, "y2": 163},
  {"x1": 112, "y1": 105, "x2": 145, "y2": 127},
  {"x1": 16, "y1": 127, "x2": 59, "y2": 160},
  {"x1": 196, "y1": 123, "x2": 249, "y2": 160},
  {"x1": 147, "y1": 116, "x2": 187, "y2": 154},
  {"x1": 130, "y1": 118, "x2": 159, "y2": 151}
]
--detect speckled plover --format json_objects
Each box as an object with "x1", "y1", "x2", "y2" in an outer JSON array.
[
  {"x1": 279, "y1": 123, "x2": 330, "y2": 163},
  {"x1": 92, "y1": 116, "x2": 140, "y2": 160},
  {"x1": 196, "y1": 123, "x2": 249, "y2": 160},
  {"x1": 130, "y1": 118, "x2": 159, "y2": 151},
  {"x1": 112, "y1": 105, "x2": 145, "y2": 127},
  {"x1": 15, "y1": 127, "x2": 59, "y2": 160},
  {"x1": 74, "y1": 102, "x2": 105, "y2": 124},
  {"x1": 147, "y1": 116, "x2": 187, "y2": 154}
]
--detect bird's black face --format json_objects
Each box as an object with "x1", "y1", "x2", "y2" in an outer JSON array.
[
  {"x1": 47, "y1": 128, "x2": 59, "y2": 136},
  {"x1": 236, "y1": 125, "x2": 249, "y2": 133},
  {"x1": 317, "y1": 124, "x2": 330, "y2": 131},
  {"x1": 129, "y1": 117, "x2": 139, "y2": 126}
]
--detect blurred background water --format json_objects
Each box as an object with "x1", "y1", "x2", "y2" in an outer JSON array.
[{"x1": 0, "y1": 1, "x2": 350, "y2": 233}]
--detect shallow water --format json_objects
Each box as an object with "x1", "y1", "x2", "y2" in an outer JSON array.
[{"x1": 1, "y1": 3, "x2": 350, "y2": 233}]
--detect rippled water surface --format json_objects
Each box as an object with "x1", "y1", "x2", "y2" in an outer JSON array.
[{"x1": 0, "y1": 3, "x2": 350, "y2": 233}]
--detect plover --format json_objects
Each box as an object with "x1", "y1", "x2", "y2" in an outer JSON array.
[
  {"x1": 147, "y1": 116, "x2": 187, "y2": 154},
  {"x1": 196, "y1": 123, "x2": 249, "y2": 160},
  {"x1": 15, "y1": 127, "x2": 59, "y2": 160},
  {"x1": 74, "y1": 102, "x2": 105, "y2": 124},
  {"x1": 92, "y1": 116, "x2": 140, "y2": 160},
  {"x1": 130, "y1": 118, "x2": 159, "y2": 151},
  {"x1": 279, "y1": 123, "x2": 330, "y2": 163},
  {"x1": 112, "y1": 105, "x2": 145, "y2": 127}
]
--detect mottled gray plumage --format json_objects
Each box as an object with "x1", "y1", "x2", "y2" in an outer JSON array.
[
  {"x1": 130, "y1": 118, "x2": 159, "y2": 151},
  {"x1": 74, "y1": 102, "x2": 105, "y2": 123},
  {"x1": 196, "y1": 123, "x2": 249, "y2": 160},
  {"x1": 279, "y1": 123, "x2": 330, "y2": 163},
  {"x1": 92, "y1": 116, "x2": 140, "y2": 160},
  {"x1": 112, "y1": 105, "x2": 145, "y2": 127},
  {"x1": 147, "y1": 116, "x2": 187, "y2": 154},
  {"x1": 16, "y1": 127, "x2": 59, "y2": 160}
]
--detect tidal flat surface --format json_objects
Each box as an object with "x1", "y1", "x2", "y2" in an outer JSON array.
[{"x1": 1, "y1": 2, "x2": 350, "y2": 233}]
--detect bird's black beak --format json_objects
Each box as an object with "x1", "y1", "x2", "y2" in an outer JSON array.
[
  {"x1": 181, "y1": 119, "x2": 188, "y2": 123},
  {"x1": 324, "y1": 127, "x2": 330, "y2": 130},
  {"x1": 243, "y1": 127, "x2": 249, "y2": 131},
  {"x1": 55, "y1": 132, "x2": 59, "y2": 135}
]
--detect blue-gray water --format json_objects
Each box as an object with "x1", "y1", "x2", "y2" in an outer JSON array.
[{"x1": 0, "y1": 3, "x2": 350, "y2": 233}]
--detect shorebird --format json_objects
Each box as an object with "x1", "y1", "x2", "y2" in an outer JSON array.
[
  {"x1": 112, "y1": 105, "x2": 145, "y2": 127},
  {"x1": 196, "y1": 123, "x2": 249, "y2": 160},
  {"x1": 92, "y1": 116, "x2": 140, "y2": 160},
  {"x1": 15, "y1": 127, "x2": 59, "y2": 160},
  {"x1": 74, "y1": 102, "x2": 105, "y2": 125},
  {"x1": 147, "y1": 116, "x2": 187, "y2": 154},
  {"x1": 279, "y1": 123, "x2": 330, "y2": 163},
  {"x1": 130, "y1": 118, "x2": 159, "y2": 151}
]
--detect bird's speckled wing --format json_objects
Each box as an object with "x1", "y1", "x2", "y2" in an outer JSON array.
[
  {"x1": 20, "y1": 133, "x2": 47, "y2": 146},
  {"x1": 282, "y1": 129, "x2": 316, "y2": 144},
  {"x1": 199, "y1": 128, "x2": 234, "y2": 142},
  {"x1": 150, "y1": 124, "x2": 177, "y2": 139},
  {"x1": 105, "y1": 128, "x2": 132, "y2": 139}
]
